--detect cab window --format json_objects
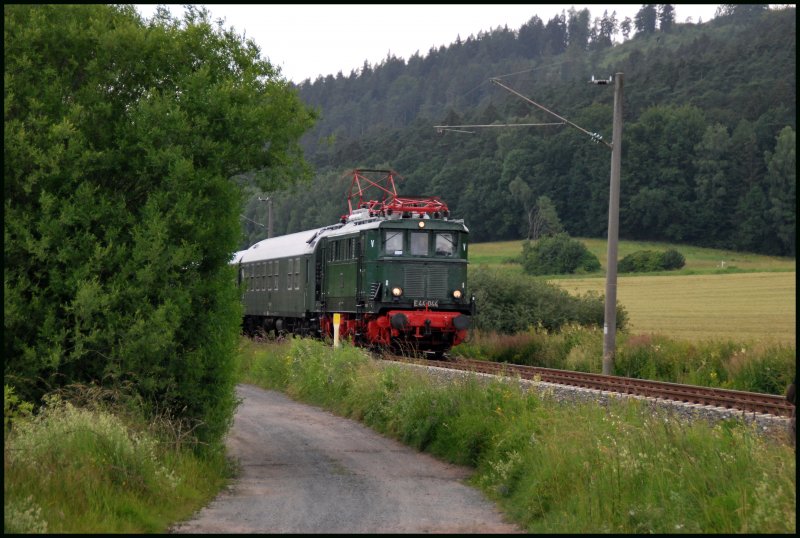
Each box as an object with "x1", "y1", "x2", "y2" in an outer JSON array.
[
  {"x1": 435, "y1": 233, "x2": 456, "y2": 257},
  {"x1": 383, "y1": 230, "x2": 403, "y2": 255},
  {"x1": 410, "y1": 231, "x2": 429, "y2": 256}
]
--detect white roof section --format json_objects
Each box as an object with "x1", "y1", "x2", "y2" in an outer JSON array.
[
  {"x1": 234, "y1": 213, "x2": 469, "y2": 264},
  {"x1": 237, "y1": 227, "x2": 327, "y2": 263}
]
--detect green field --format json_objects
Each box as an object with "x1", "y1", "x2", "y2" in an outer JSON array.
[{"x1": 470, "y1": 239, "x2": 796, "y2": 344}]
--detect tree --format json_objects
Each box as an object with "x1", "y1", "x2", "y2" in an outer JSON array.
[
  {"x1": 521, "y1": 233, "x2": 601, "y2": 275},
  {"x1": 734, "y1": 185, "x2": 772, "y2": 253},
  {"x1": 4, "y1": 5, "x2": 316, "y2": 445},
  {"x1": 620, "y1": 17, "x2": 633, "y2": 40},
  {"x1": 544, "y1": 11, "x2": 568, "y2": 55},
  {"x1": 764, "y1": 126, "x2": 796, "y2": 255},
  {"x1": 591, "y1": 10, "x2": 618, "y2": 50},
  {"x1": 518, "y1": 15, "x2": 545, "y2": 58},
  {"x1": 567, "y1": 7, "x2": 591, "y2": 51},
  {"x1": 658, "y1": 4, "x2": 676, "y2": 32},
  {"x1": 530, "y1": 195, "x2": 564, "y2": 240},
  {"x1": 623, "y1": 105, "x2": 707, "y2": 241},
  {"x1": 716, "y1": 4, "x2": 769, "y2": 19},
  {"x1": 508, "y1": 175, "x2": 535, "y2": 238},
  {"x1": 692, "y1": 124, "x2": 733, "y2": 245},
  {"x1": 634, "y1": 4, "x2": 658, "y2": 35}
]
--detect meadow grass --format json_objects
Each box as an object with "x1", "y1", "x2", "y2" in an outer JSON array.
[
  {"x1": 236, "y1": 338, "x2": 797, "y2": 534},
  {"x1": 554, "y1": 272, "x2": 796, "y2": 345},
  {"x1": 469, "y1": 239, "x2": 796, "y2": 344},
  {"x1": 471, "y1": 238, "x2": 797, "y2": 274},
  {"x1": 452, "y1": 327, "x2": 795, "y2": 395},
  {"x1": 3, "y1": 387, "x2": 232, "y2": 533}
]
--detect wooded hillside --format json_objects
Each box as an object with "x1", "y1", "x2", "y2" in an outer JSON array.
[{"x1": 243, "y1": 5, "x2": 795, "y2": 256}]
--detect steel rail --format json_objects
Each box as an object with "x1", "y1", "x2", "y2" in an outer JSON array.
[{"x1": 385, "y1": 355, "x2": 792, "y2": 418}]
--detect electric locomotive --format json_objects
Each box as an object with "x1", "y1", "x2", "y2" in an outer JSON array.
[{"x1": 232, "y1": 169, "x2": 474, "y2": 356}]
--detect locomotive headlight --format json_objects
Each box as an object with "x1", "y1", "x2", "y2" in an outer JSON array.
[
  {"x1": 417, "y1": 221, "x2": 425, "y2": 228},
  {"x1": 392, "y1": 287, "x2": 403, "y2": 297},
  {"x1": 452, "y1": 289, "x2": 463, "y2": 299}
]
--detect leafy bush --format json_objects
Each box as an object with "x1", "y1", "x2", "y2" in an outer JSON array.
[
  {"x1": 3, "y1": 385, "x2": 33, "y2": 439},
  {"x1": 617, "y1": 250, "x2": 662, "y2": 272},
  {"x1": 4, "y1": 5, "x2": 314, "y2": 446},
  {"x1": 660, "y1": 248, "x2": 686, "y2": 269},
  {"x1": 452, "y1": 325, "x2": 604, "y2": 370},
  {"x1": 521, "y1": 233, "x2": 601, "y2": 276},
  {"x1": 618, "y1": 248, "x2": 686, "y2": 273},
  {"x1": 468, "y1": 267, "x2": 627, "y2": 334}
]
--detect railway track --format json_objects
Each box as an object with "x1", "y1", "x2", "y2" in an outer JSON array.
[{"x1": 385, "y1": 355, "x2": 793, "y2": 418}]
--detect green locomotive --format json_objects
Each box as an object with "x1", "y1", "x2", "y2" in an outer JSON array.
[{"x1": 232, "y1": 169, "x2": 474, "y2": 356}]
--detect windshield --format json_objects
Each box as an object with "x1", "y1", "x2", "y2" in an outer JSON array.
[
  {"x1": 435, "y1": 232, "x2": 455, "y2": 257},
  {"x1": 384, "y1": 230, "x2": 403, "y2": 255},
  {"x1": 410, "y1": 231, "x2": 429, "y2": 256}
]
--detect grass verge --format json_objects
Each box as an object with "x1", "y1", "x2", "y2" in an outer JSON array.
[
  {"x1": 452, "y1": 327, "x2": 795, "y2": 395},
  {"x1": 238, "y1": 337, "x2": 796, "y2": 533},
  {"x1": 3, "y1": 386, "x2": 232, "y2": 533}
]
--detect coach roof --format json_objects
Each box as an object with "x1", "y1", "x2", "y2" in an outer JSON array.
[{"x1": 237, "y1": 227, "x2": 324, "y2": 263}]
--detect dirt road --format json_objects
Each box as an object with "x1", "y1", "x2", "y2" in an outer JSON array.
[{"x1": 170, "y1": 384, "x2": 523, "y2": 533}]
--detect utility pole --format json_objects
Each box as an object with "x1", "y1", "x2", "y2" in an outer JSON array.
[
  {"x1": 258, "y1": 196, "x2": 274, "y2": 238},
  {"x1": 489, "y1": 74, "x2": 624, "y2": 375},
  {"x1": 593, "y1": 73, "x2": 624, "y2": 376}
]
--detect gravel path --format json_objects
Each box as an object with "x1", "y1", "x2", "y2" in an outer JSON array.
[{"x1": 170, "y1": 384, "x2": 523, "y2": 533}]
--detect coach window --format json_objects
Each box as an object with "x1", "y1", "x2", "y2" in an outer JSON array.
[
  {"x1": 287, "y1": 258, "x2": 293, "y2": 290},
  {"x1": 410, "y1": 231, "x2": 429, "y2": 256},
  {"x1": 383, "y1": 230, "x2": 403, "y2": 255},
  {"x1": 435, "y1": 233, "x2": 455, "y2": 257},
  {"x1": 294, "y1": 257, "x2": 300, "y2": 289}
]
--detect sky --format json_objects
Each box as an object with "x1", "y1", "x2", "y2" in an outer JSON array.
[{"x1": 135, "y1": 4, "x2": 726, "y2": 84}]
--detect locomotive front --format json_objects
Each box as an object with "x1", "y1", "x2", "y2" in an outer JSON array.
[{"x1": 359, "y1": 214, "x2": 473, "y2": 355}]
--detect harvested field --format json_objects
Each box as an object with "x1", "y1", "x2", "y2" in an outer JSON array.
[{"x1": 552, "y1": 272, "x2": 796, "y2": 344}]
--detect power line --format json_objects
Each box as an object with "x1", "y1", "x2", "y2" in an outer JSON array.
[
  {"x1": 434, "y1": 122, "x2": 565, "y2": 134},
  {"x1": 490, "y1": 78, "x2": 611, "y2": 148},
  {"x1": 240, "y1": 214, "x2": 265, "y2": 228}
]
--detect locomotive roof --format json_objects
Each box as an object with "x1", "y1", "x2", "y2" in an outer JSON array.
[{"x1": 234, "y1": 214, "x2": 468, "y2": 264}]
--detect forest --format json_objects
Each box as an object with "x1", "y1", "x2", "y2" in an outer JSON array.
[{"x1": 242, "y1": 4, "x2": 796, "y2": 257}]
